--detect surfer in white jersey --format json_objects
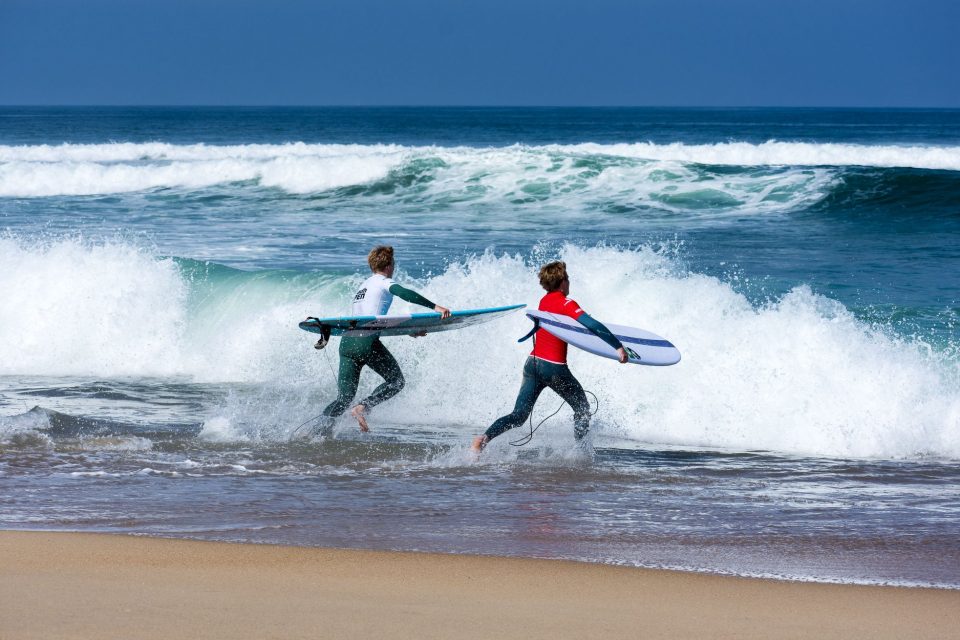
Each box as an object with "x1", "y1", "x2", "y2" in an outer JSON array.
[{"x1": 318, "y1": 245, "x2": 451, "y2": 433}]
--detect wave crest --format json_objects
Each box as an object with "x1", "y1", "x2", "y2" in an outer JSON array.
[{"x1": 3, "y1": 141, "x2": 958, "y2": 211}]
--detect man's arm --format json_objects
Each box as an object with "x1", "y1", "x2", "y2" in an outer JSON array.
[
  {"x1": 578, "y1": 313, "x2": 628, "y2": 363},
  {"x1": 389, "y1": 284, "x2": 451, "y2": 318}
]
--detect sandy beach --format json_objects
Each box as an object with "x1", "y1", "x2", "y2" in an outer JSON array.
[{"x1": 1, "y1": 531, "x2": 957, "y2": 639}]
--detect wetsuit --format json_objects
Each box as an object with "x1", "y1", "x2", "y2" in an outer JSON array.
[
  {"x1": 483, "y1": 290, "x2": 623, "y2": 443},
  {"x1": 320, "y1": 273, "x2": 436, "y2": 425}
]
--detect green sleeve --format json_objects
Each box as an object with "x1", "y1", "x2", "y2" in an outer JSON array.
[
  {"x1": 389, "y1": 283, "x2": 436, "y2": 310},
  {"x1": 578, "y1": 313, "x2": 624, "y2": 351}
]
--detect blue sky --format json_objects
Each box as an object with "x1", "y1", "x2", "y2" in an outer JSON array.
[{"x1": 1, "y1": 0, "x2": 957, "y2": 106}]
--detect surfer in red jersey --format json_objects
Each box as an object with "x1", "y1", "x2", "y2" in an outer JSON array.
[{"x1": 471, "y1": 261, "x2": 627, "y2": 452}]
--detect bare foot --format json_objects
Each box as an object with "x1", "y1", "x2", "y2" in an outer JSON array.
[
  {"x1": 470, "y1": 435, "x2": 488, "y2": 453},
  {"x1": 350, "y1": 405, "x2": 369, "y2": 432}
]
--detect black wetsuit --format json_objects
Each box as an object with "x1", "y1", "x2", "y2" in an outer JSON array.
[{"x1": 484, "y1": 311, "x2": 623, "y2": 443}]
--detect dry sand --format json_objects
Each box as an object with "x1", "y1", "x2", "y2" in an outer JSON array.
[{"x1": 1, "y1": 531, "x2": 957, "y2": 639}]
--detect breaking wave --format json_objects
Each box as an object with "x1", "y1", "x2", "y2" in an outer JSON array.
[
  {"x1": 2, "y1": 141, "x2": 958, "y2": 216},
  {"x1": 1, "y1": 237, "x2": 958, "y2": 459}
]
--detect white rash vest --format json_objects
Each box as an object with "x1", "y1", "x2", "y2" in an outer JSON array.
[{"x1": 352, "y1": 273, "x2": 396, "y2": 315}]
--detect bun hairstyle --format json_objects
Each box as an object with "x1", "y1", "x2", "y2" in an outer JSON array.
[
  {"x1": 538, "y1": 261, "x2": 568, "y2": 292},
  {"x1": 367, "y1": 245, "x2": 394, "y2": 272}
]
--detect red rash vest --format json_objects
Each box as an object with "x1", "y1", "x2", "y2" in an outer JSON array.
[{"x1": 531, "y1": 290, "x2": 585, "y2": 364}]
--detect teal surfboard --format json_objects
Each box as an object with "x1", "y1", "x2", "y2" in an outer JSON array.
[{"x1": 299, "y1": 304, "x2": 526, "y2": 343}]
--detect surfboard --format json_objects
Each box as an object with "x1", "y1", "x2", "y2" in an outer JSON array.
[
  {"x1": 525, "y1": 309, "x2": 681, "y2": 366},
  {"x1": 299, "y1": 304, "x2": 526, "y2": 343}
]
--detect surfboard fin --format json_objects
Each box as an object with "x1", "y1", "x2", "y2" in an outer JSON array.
[{"x1": 517, "y1": 319, "x2": 540, "y2": 343}]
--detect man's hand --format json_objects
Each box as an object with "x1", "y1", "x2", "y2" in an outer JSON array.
[
  {"x1": 617, "y1": 347, "x2": 629, "y2": 364},
  {"x1": 435, "y1": 305, "x2": 451, "y2": 319}
]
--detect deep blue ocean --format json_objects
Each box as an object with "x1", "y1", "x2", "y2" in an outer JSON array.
[{"x1": 1, "y1": 107, "x2": 958, "y2": 587}]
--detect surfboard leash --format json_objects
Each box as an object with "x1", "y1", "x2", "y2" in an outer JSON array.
[
  {"x1": 289, "y1": 337, "x2": 340, "y2": 440},
  {"x1": 508, "y1": 389, "x2": 599, "y2": 447}
]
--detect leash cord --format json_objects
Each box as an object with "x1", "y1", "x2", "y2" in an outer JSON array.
[{"x1": 290, "y1": 346, "x2": 338, "y2": 439}]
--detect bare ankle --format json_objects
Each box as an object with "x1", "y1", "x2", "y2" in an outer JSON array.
[{"x1": 350, "y1": 404, "x2": 369, "y2": 432}]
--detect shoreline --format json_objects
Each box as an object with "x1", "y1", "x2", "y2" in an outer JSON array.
[{"x1": 3, "y1": 531, "x2": 958, "y2": 639}]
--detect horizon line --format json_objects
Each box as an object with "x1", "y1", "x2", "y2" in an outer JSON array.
[{"x1": 2, "y1": 104, "x2": 960, "y2": 111}]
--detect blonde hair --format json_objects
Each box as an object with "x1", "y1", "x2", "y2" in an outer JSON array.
[
  {"x1": 538, "y1": 261, "x2": 568, "y2": 291},
  {"x1": 367, "y1": 245, "x2": 394, "y2": 272}
]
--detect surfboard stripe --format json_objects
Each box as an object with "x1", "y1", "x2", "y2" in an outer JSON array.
[{"x1": 534, "y1": 315, "x2": 676, "y2": 349}]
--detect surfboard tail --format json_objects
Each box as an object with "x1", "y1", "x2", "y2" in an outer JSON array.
[{"x1": 304, "y1": 318, "x2": 332, "y2": 349}]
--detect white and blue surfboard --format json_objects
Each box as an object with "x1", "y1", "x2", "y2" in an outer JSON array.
[
  {"x1": 299, "y1": 304, "x2": 525, "y2": 340},
  {"x1": 526, "y1": 309, "x2": 681, "y2": 366}
]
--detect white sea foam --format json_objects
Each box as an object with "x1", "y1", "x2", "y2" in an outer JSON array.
[
  {"x1": 419, "y1": 147, "x2": 837, "y2": 215},
  {"x1": 0, "y1": 145, "x2": 403, "y2": 196},
  {"x1": 0, "y1": 142, "x2": 403, "y2": 163},
  {"x1": 564, "y1": 141, "x2": 960, "y2": 171},
  {"x1": 199, "y1": 416, "x2": 238, "y2": 442},
  {"x1": 383, "y1": 246, "x2": 960, "y2": 460},
  {"x1": 75, "y1": 436, "x2": 154, "y2": 451},
  {"x1": 0, "y1": 238, "x2": 188, "y2": 376},
  {"x1": 2, "y1": 238, "x2": 958, "y2": 458},
  {"x1": 1, "y1": 141, "x2": 957, "y2": 199}
]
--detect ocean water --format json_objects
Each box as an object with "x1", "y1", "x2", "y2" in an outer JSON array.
[{"x1": 1, "y1": 107, "x2": 958, "y2": 588}]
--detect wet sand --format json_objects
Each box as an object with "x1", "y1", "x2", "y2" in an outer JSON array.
[{"x1": 1, "y1": 531, "x2": 957, "y2": 639}]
